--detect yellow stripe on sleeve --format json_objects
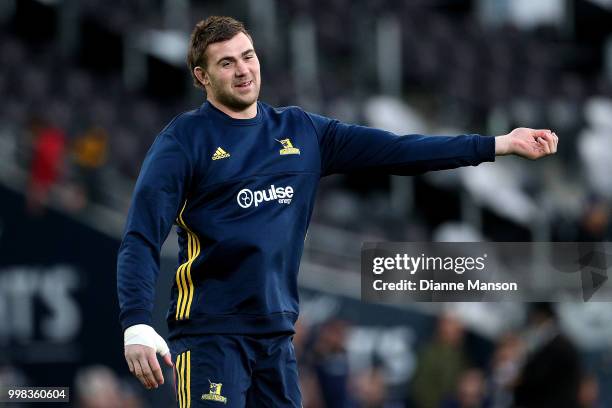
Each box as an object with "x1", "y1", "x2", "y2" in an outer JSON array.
[
  {"x1": 185, "y1": 233, "x2": 199, "y2": 319},
  {"x1": 177, "y1": 232, "x2": 191, "y2": 318},
  {"x1": 175, "y1": 201, "x2": 189, "y2": 320},
  {"x1": 175, "y1": 200, "x2": 201, "y2": 320},
  {"x1": 175, "y1": 263, "x2": 186, "y2": 320}
]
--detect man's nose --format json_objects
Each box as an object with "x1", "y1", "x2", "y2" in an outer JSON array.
[{"x1": 235, "y1": 60, "x2": 248, "y2": 76}]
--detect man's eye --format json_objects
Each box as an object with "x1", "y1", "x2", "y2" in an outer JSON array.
[{"x1": 245, "y1": 54, "x2": 254, "y2": 59}]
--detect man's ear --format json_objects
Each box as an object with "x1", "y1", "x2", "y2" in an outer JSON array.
[{"x1": 194, "y1": 66, "x2": 209, "y2": 87}]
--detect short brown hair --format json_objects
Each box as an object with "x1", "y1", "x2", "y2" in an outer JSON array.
[{"x1": 187, "y1": 16, "x2": 252, "y2": 89}]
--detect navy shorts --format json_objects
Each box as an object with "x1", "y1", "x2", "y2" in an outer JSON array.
[{"x1": 169, "y1": 334, "x2": 301, "y2": 407}]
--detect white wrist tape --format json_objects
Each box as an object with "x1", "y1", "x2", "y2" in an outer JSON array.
[{"x1": 124, "y1": 324, "x2": 170, "y2": 356}]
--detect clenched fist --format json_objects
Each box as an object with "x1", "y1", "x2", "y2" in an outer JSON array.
[{"x1": 495, "y1": 128, "x2": 558, "y2": 159}]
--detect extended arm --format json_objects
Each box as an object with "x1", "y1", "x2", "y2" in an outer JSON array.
[
  {"x1": 307, "y1": 112, "x2": 493, "y2": 176},
  {"x1": 117, "y1": 131, "x2": 191, "y2": 389},
  {"x1": 306, "y1": 112, "x2": 557, "y2": 176}
]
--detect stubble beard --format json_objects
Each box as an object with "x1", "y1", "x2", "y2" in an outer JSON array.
[{"x1": 210, "y1": 78, "x2": 259, "y2": 112}]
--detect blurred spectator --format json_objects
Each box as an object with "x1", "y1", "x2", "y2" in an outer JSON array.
[
  {"x1": 441, "y1": 368, "x2": 492, "y2": 408},
  {"x1": 72, "y1": 126, "x2": 109, "y2": 205},
  {"x1": 410, "y1": 313, "x2": 469, "y2": 408},
  {"x1": 352, "y1": 365, "x2": 390, "y2": 408},
  {"x1": 301, "y1": 366, "x2": 326, "y2": 408},
  {"x1": 293, "y1": 318, "x2": 311, "y2": 362},
  {"x1": 489, "y1": 333, "x2": 524, "y2": 408},
  {"x1": 513, "y1": 303, "x2": 582, "y2": 408},
  {"x1": 313, "y1": 319, "x2": 353, "y2": 408},
  {"x1": 120, "y1": 380, "x2": 147, "y2": 408},
  {"x1": 576, "y1": 196, "x2": 612, "y2": 241},
  {"x1": 0, "y1": 365, "x2": 29, "y2": 408},
  {"x1": 75, "y1": 365, "x2": 140, "y2": 408},
  {"x1": 26, "y1": 116, "x2": 67, "y2": 215},
  {"x1": 0, "y1": 365, "x2": 28, "y2": 388},
  {"x1": 578, "y1": 373, "x2": 603, "y2": 408},
  {"x1": 294, "y1": 318, "x2": 325, "y2": 408}
]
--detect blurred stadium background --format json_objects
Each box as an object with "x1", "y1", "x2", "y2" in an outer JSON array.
[{"x1": 2, "y1": 0, "x2": 612, "y2": 407}]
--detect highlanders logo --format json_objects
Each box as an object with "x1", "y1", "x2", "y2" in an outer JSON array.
[
  {"x1": 202, "y1": 380, "x2": 227, "y2": 404},
  {"x1": 276, "y1": 138, "x2": 300, "y2": 155}
]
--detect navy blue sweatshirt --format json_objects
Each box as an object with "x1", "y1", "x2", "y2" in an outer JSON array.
[{"x1": 117, "y1": 101, "x2": 495, "y2": 339}]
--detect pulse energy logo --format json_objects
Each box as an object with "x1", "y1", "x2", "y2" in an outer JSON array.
[{"x1": 237, "y1": 185, "x2": 294, "y2": 208}]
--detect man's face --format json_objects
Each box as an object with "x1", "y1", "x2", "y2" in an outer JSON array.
[{"x1": 202, "y1": 32, "x2": 261, "y2": 111}]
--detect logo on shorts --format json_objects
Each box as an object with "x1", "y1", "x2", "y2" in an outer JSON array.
[
  {"x1": 202, "y1": 380, "x2": 227, "y2": 404},
  {"x1": 236, "y1": 184, "x2": 294, "y2": 208}
]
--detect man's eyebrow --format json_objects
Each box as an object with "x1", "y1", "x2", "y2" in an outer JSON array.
[{"x1": 216, "y1": 49, "x2": 255, "y2": 65}]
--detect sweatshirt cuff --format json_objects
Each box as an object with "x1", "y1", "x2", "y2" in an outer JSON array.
[
  {"x1": 476, "y1": 135, "x2": 496, "y2": 163},
  {"x1": 120, "y1": 309, "x2": 152, "y2": 331}
]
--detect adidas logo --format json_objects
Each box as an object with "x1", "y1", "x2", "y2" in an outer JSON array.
[{"x1": 212, "y1": 147, "x2": 230, "y2": 160}]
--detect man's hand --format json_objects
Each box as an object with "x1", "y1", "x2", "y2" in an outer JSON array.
[
  {"x1": 495, "y1": 128, "x2": 558, "y2": 159},
  {"x1": 124, "y1": 324, "x2": 173, "y2": 389}
]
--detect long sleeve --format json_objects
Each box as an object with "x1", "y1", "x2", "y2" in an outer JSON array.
[
  {"x1": 117, "y1": 131, "x2": 192, "y2": 331},
  {"x1": 304, "y1": 112, "x2": 495, "y2": 177}
]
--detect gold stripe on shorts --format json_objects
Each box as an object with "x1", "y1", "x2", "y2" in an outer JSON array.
[{"x1": 176, "y1": 354, "x2": 183, "y2": 408}]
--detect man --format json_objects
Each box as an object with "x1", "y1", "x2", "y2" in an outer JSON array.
[
  {"x1": 117, "y1": 16, "x2": 558, "y2": 408},
  {"x1": 513, "y1": 303, "x2": 581, "y2": 408}
]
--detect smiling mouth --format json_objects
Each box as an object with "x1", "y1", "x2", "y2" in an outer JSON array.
[{"x1": 235, "y1": 80, "x2": 253, "y2": 88}]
